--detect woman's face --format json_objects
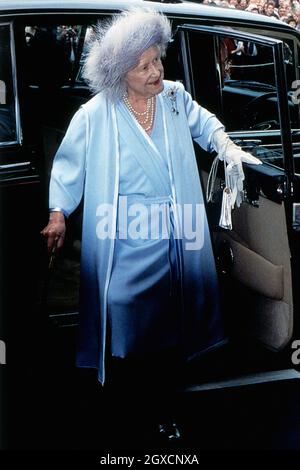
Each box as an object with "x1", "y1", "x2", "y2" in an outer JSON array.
[{"x1": 124, "y1": 45, "x2": 164, "y2": 100}]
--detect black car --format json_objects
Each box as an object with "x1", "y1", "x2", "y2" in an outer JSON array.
[{"x1": 1, "y1": 0, "x2": 300, "y2": 451}]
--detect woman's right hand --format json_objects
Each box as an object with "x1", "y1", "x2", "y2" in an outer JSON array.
[{"x1": 40, "y1": 211, "x2": 66, "y2": 253}]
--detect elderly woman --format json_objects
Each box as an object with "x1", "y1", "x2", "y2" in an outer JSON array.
[{"x1": 41, "y1": 9, "x2": 260, "y2": 442}]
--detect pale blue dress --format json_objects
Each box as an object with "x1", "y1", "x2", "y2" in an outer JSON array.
[{"x1": 108, "y1": 99, "x2": 182, "y2": 357}]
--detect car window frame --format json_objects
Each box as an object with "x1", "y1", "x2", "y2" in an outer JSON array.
[{"x1": 0, "y1": 21, "x2": 22, "y2": 149}]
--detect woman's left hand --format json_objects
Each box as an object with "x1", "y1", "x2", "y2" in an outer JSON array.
[{"x1": 225, "y1": 147, "x2": 262, "y2": 174}]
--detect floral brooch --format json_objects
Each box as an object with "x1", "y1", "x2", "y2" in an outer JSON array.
[{"x1": 164, "y1": 84, "x2": 179, "y2": 115}]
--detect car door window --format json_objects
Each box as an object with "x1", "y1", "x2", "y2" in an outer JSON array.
[
  {"x1": 24, "y1": 25, "x2": 83, "y2": 89},
  {"x1": 0, "y1": 23, "x2": 19, "y2": 145},
  {"x1": 220, "y1": 38, "x2": 281, "y2": 132},
  {"x1": 180, "y1": 26, "x2": 297, "y2": 175},
  {"x1": 223, "y1": 37, "x2": 300, "y2": 133},
  {"x1": 185, "y1": 29, "x2": 300, "y2": 135}
]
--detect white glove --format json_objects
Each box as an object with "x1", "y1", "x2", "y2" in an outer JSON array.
[{"x1": 211, "y1": 129, "x2": 262, "y2": 207}]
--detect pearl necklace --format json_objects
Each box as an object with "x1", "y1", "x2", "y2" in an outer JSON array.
[{"x1": 123, "y1": 94, "x2": 155, "y2": 132}]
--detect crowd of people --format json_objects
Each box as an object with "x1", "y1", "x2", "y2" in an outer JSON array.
[{"x1": 201, "y1": 0, "x2": 300, "y2": 29}]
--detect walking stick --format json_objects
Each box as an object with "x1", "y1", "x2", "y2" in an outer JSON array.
[{"x1": 40, "y1": 238, "x2": 58, "y2": 312}]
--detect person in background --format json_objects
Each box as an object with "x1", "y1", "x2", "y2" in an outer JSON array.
[{"x1": 285, "y1": 14, "x2": 298, "y2": 25}]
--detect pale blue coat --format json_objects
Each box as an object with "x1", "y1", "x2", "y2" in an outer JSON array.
[{"x1": 49, "y1": 80, "x2": 226, "y2": 384}]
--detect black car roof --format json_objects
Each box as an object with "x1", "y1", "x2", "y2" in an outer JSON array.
[{"x1": 0, "y1": 0, "x2": 291, "y2": 30}]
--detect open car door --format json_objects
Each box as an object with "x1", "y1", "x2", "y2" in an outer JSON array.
[{"x1": 177, "y1": 24, "x2": 300, "y2": 378}]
